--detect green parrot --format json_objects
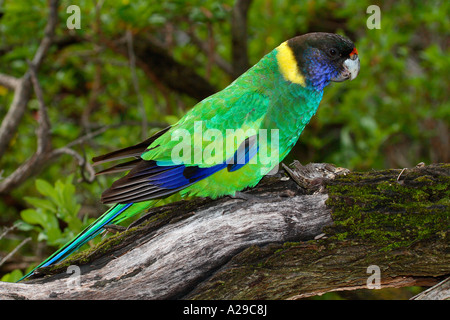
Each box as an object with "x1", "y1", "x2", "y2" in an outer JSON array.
[{"x1": 20, "y1": 32, "x2": 359, "y2": 280}]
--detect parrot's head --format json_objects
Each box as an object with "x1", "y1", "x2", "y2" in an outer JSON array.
[{"x1": 276, "y1": 32, "x2": 360, "y2": 91}]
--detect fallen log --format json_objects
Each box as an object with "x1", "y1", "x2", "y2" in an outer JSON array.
[{"x1": 0, "y1": 162, "x2": 448, "y2": 300}]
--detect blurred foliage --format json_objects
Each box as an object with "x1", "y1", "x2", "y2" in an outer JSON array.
[
  {"x1": 19, "y1": 175, "x2": 94, "y2": 247},
  {"x1": 0, "y1": 0, "x2": 448, "y2": 297}
]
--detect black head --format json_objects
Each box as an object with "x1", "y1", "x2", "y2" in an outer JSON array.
[{"x1": 282, "y1": 32, "x2": 360, "y2": 90}]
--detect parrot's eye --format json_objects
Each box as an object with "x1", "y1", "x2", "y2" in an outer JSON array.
[{"x1": 329, "y1": 48, "x2": 337, "y2": 56}]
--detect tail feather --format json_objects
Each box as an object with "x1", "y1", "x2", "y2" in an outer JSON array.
[
  {"x1": 95, "y1": 159, "x2": 141, "y2": 176},
  {"x1": 19, "y1": 201, "x2": 154, "y2": 281},
  {"x1": 91, "y1": 126, "x2": 170, "y2": 165}
]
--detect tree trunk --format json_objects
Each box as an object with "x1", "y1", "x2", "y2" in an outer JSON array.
[{"x1": 0, "y1": 162, "x2": 448, "y2": 300}]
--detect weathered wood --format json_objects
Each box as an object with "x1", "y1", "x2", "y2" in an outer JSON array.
[
  {"x1": 0, "y1": 162, "x2": 448, "y2": 300},
  {"x1": 411, "y1": 277, "x2": 450, "y2": 300}
]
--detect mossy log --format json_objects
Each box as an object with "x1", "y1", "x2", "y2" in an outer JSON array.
[{"x1": 0, "y1": 162, "x2": 448, "y2": 300}]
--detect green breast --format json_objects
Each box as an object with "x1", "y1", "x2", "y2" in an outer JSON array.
[
  {"x1": 241, "y1": 49, "x2": 324, "y2": 160},
  {"x1": 144, "y1": 47, "x2": 323, "y2": 172},
  {"x1": 177, "y1": 48, "x2": 325, "y2": 198}
]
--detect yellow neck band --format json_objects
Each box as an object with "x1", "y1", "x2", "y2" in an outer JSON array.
[{"x1": 276, "y1": 41, "x2": 306, "y2": 86}]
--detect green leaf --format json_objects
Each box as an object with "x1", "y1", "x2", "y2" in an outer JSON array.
[
  {"x1": 35, "y1": 179, "x2": 55, "y2": 197},
  {"x1": 20, "y1": 209, "x2": 45, "y2": 228},
  {"x1": 1, "y1": 269, "x2": 24, "y2": 283},
  {"x1": 23, "y1": 196, "x2": 56, "y2": 212},
  {"x1": 15, "y1": 221, "x2": 35, "y2": 232},
  {"x1": 54, "y1": 180, "x2": 66, "y2": 207},
  {"x1": 46, "y1": 227, "x2": 62, "y2": 245}
]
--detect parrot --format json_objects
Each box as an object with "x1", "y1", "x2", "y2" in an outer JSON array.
[{"x1": 20, "y1": 32, "x2": 359, "y2": 280}]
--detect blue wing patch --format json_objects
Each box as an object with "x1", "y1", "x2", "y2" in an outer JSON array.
[{"x1": 101, "y1": 136, "x2": 258, "y2": 203}]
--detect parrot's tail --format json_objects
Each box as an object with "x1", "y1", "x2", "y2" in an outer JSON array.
[{"x1": 18, "y1": 200, "x2": 155, "y2": 282}]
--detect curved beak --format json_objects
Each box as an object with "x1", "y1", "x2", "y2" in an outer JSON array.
[{"x1": 331, "y1": 54, "x2": 360, "y2": 82}]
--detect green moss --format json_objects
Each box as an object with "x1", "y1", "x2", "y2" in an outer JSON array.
[{"x1": 324, "y1": 165, "x2": 449, "y2": 250}]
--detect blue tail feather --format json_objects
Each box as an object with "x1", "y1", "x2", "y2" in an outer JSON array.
[{"x1": 18, "y1": 203, "x2": 133, "y2": 281}]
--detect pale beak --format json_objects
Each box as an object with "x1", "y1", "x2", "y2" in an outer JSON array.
[
  {"x1": 331, "y1": 54, "x2": 360, "y2": 82},
  {"x1": 345, "y1": 54, "x2": 360, "y2": 80}
]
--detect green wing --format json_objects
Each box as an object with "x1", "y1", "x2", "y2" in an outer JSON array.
[{"x1": 142, "y1": 89, "x2": 270, "y2": 166}]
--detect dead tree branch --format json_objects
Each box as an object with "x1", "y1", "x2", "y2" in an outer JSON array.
[
  {"x1": 0, "y1": 162, "x2": 448, "y2": 300},
  {"x1": 411, "y1": 277, "x2": 450, "y2": 300},
  {"x1": 50, "y1": 147, "x2": 96, "y2": 183},
  {"x1": 28, "y1": 61, "x2": 51, "y2": 155},
  {"x1": 0, "y1": 62, "x2": 53, "y2": 193},
  {"x1": 0, "y1": 0, "x2": 59, "y2": 159},
  {"x1": 0, "y1": 0, "x2": 99, "y2": 192},
  {"x1": 0, "y1": 73, "x2": 20, "y2": 90}
]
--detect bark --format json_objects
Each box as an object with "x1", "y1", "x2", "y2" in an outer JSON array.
[
  {"x1": 0, "y1": 162, "x2": 448, "y2": 300},
  {"x1": 411, "y1": 277, "x2": 450, "y2": 300}
]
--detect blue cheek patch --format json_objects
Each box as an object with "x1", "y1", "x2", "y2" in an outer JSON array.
[{"x1": 303, "y1": 49, "x2": 340, "y2": 91}]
